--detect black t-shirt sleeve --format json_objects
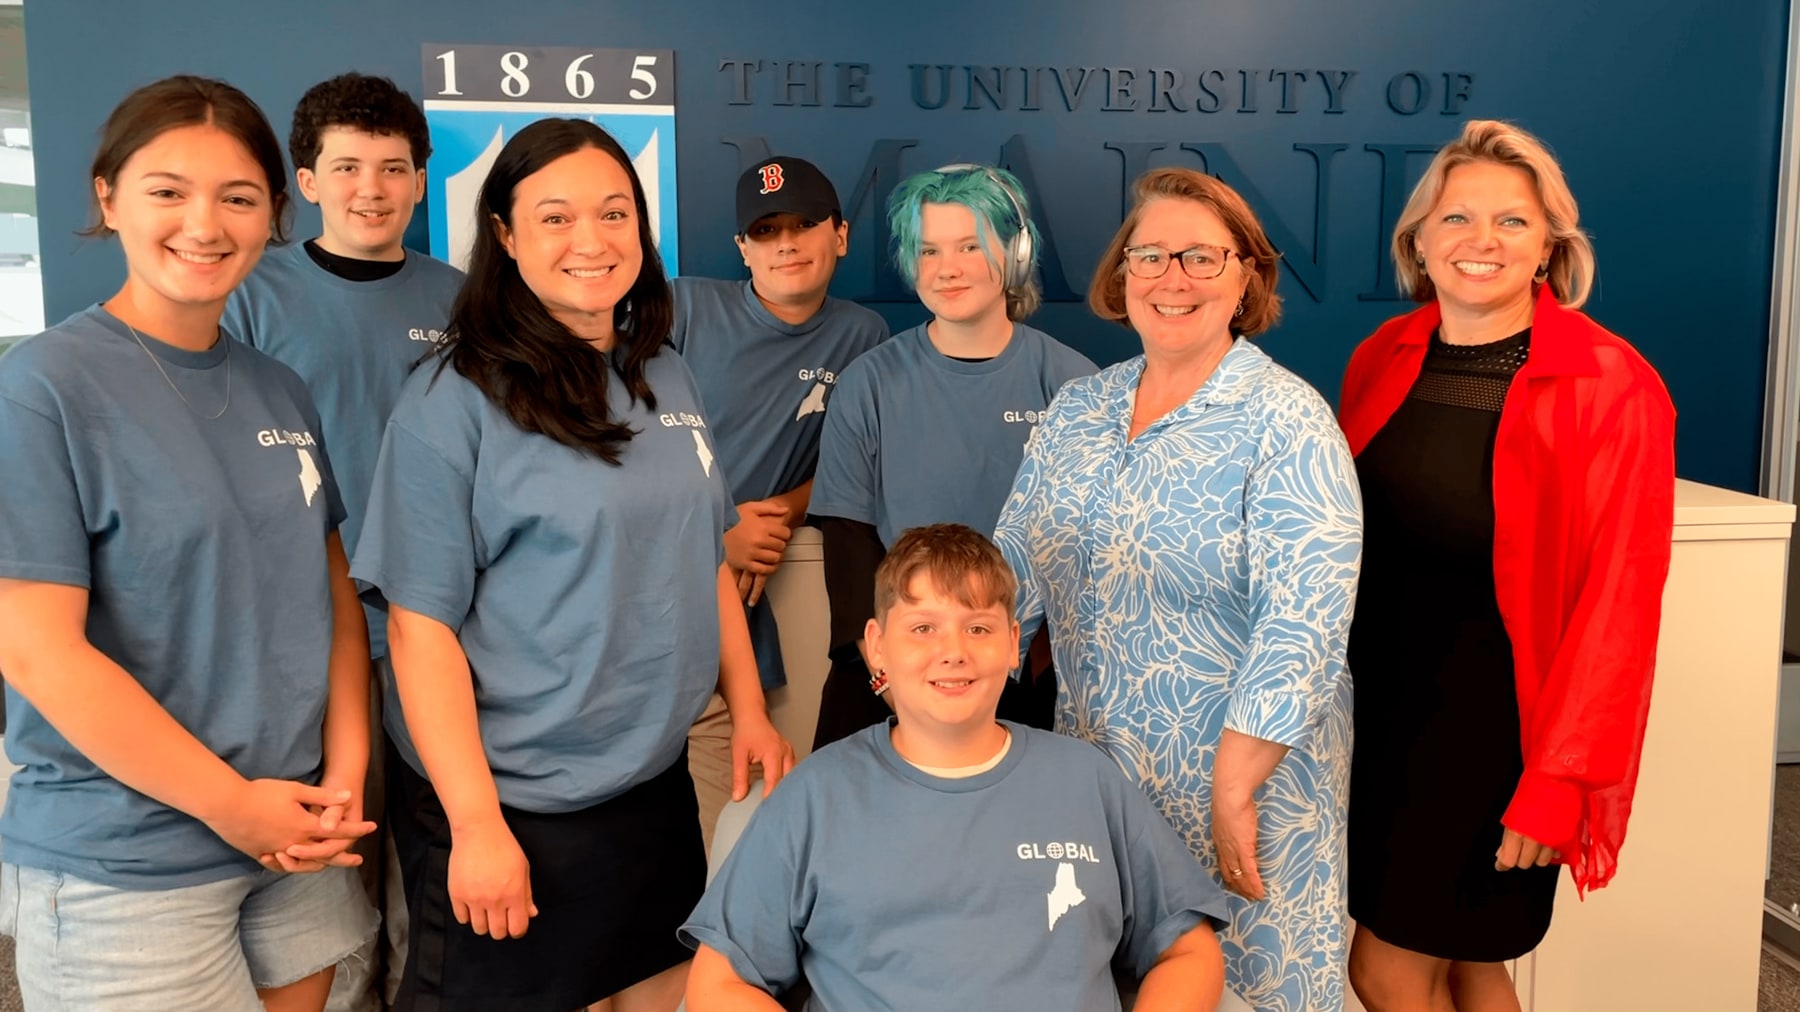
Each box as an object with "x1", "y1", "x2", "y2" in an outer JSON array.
[{"x1": 816, "y1": 514, "x2": 884, "y2": 663}]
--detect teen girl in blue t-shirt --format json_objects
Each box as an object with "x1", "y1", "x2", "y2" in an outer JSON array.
[{"x1": 0, "y1": 76, "x2": 376, "y2": 1012}]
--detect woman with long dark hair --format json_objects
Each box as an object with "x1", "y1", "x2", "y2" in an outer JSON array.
[{"x1": 354, "y1": 118, "x2": 794, "y2": 1012}]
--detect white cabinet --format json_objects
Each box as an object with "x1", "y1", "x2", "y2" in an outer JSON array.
[{"x1": 1516, "y1": 481, "x2": 1794, "y2": 1011}]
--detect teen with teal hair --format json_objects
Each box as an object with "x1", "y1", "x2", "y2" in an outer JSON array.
[
  {"x1": 887, "y1": 163, "x2": 1045, "y2": 319},
  {"x1": 809, "y1": 164, "x2": 1095, "y2": 748}
]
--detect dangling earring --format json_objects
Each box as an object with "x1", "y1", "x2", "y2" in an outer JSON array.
[
  {"x1": 869, "y1": 669, "x2": 891, "y2": 697},
  {"x1": 1233, "y1": 298, "x2": 1245, "y2": 319},
  {"x1": 1534, "y1": 262, "x2": 1550, "y2": 283}
]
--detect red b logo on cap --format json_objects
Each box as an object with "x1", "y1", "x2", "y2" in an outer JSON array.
[{"x1": 758, "y1": 163, "x2": 785, "y2": 195}]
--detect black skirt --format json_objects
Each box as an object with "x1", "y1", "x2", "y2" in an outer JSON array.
[
  {"x1": 387, "y1": 741, "x2": 706, "y2": 1012},
  {"x1": 1347, "y1": 376, "x2": 1558, "y2": 963}
]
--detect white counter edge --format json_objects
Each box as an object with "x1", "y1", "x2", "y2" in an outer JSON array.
[{"x1": 1676, "y1": 478, "x2": 1797, "y2": 527}]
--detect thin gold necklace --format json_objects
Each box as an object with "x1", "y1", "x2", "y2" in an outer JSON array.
[{"x1": 124, "y1": 322, "x2": 231, "y2": 420}]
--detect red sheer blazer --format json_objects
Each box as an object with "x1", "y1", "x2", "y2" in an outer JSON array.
[{"x1": 1339, "y1": 285, "x2": 1676, "y2": 895}]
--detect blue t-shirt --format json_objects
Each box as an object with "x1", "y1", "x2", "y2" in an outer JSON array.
[
  {"x1": 0, "y1": 306, "x2": 347, "y2": 888},
  {"x1": 669, "y1": 277, "x2": 887, "y2": 505},
  {"x1": 680, "y1": 722, "x2": 1227, "y2": 1011},
  {"x1": 670, "y1": 276, "x2": 887, "y2": 689},
  {"x1": 223, "y1": 243, "x2": 464, "y2": 658},
  {"x1": 352, "y1": 347, "x2": 732, "y2": 812},
  {"x1": 810, "y1": 323, "x2": 1097, "y2": 547}
]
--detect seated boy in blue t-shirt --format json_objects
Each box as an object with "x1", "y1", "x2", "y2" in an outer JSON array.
[{"x1": 680, "y1": 524, "x2": 1229, "y2": 1011}]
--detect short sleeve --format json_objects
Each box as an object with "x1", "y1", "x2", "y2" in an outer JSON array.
[
  {"x1": 668, "y1": 278, "x2": 692, "y2": 354},
  {"x1": 809, "y1": 365, "x2": 880, "y2": 527},
  {"x1": 994, "y1": 400, "x2": 1061, "y2": 654},
  {"x1": 350, "y1": 420, "x2": 479, "y2": 630},
  {"x1": 660, "y1": 346, "x2": 735, "y2": 557},
  {"x1": 0, "y1": 395, "x2": 91, "y2": 588},
  {"x1": 714, "y1": 470, "x2": 738, "y2": 569},
  {"x1": 1108, "y1": 765, "x2": 1229, "y2": 978},
  {"x1": 1044, "y1": 342, "x2": 1099, "y2": 399},
  {"x1": 220, "y1": 288, "x2": 258, "y2": 350},
  {"x1": 276, "y1": 366, "x2": 347, "y2": 533},
  {"x1": 312, "y1": 433, "x2": 348, "y2": 536},
  {"x1": 678, "y1": 793, "x2": 807, "y2": 995}
]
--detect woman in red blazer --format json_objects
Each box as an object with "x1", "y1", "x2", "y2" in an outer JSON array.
[{"x1": 1338, "y1": 119, "x2": 1675, "y2": 1012}]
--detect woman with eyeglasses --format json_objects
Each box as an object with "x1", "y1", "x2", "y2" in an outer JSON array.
[
  {"x1": 1337, "y1": 120, "x2": 1674, "y2": 1012},
  {"x1": 995, "y1": 167, "x2": 1362, "y2": 1012}
]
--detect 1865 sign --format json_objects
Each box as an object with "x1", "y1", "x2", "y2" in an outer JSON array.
[{"x1": 420, "y1": 44, "x2": 681, "y2": 272}]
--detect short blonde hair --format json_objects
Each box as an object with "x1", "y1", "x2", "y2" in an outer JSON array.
[
  {"x1": 1088, "y1": 168, "x2": 1283, "y2": 337},
  {"x1": 1392, "y1": 119, "x2": 1596, "y2": 308}
]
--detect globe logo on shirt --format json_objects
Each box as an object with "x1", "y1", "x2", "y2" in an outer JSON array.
[
  {"x1": 795, "y1": 382, "x2": 829, "y2": 420},
  {"x1": 1047, "y1": 863, "x2": 1086, "y2": 930},
  {"x1": 296, "y1": 448, "x2": 322, "y2": 507},
  {"x1": 693, "y1": 430, "x2": 714, "y2": 477}
]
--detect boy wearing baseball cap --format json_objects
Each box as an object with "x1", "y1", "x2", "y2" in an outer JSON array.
[
  {"x1": 673, "y1": 157, "x2": 888, "y2": 854},
  {"x1": 680, "y1": 524, "x2": 1228, "y2": 1011}
]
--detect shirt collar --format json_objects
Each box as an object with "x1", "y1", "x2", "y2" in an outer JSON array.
[
  {"x1": 1199, "y1": 337, "x2": 1270, "y2": 405},
  {"x1": 1110, "y1": 336, "x2": 1269, "y2": 433}
]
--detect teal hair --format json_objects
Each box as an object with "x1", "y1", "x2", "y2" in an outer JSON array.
[{"x1": 886, "y1": 165, "x2": 1043, "y2": 320}]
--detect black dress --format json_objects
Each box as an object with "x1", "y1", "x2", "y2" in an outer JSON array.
[{"x1": 1346, "y1": 327, "x2": 1559, "y2": 962}]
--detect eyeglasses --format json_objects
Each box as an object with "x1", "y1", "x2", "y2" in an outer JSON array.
[{"x1": 1122, "y1": 244, "x2": 1239, "y2": 281}]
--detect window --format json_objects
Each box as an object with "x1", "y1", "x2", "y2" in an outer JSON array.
[{"x1": 0, "y1": 0, "x2": 39, "y2": 354}]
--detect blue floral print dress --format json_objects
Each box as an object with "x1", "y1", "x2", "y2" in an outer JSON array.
[{"x1": 995, "y1": 339, "x2": 1362, "y2": 1012}]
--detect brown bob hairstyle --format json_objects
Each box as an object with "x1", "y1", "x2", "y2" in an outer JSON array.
[
  {"x1": 81, "y1": 75, "x2": 291, "y2": 243},
  {"x1": 1087, "y1": 167, "x2": 1283, "y2": 338}
]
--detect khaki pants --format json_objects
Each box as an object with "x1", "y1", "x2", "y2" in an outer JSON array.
[{"x1": 686, "y1": 692, "x2": 735, "y2": 858}]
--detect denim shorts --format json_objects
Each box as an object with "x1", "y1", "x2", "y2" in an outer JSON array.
[{"x1": 0, "y1": 861, "x2": 377, "y2": 1011}]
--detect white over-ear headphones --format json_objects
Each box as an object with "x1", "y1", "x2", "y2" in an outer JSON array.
[{"x1": 934, "y1": 163, "x2": 1034, "y2": 293}]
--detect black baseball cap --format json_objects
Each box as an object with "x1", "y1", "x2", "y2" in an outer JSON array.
[{"x1": 735, "y1": 156, "x2": 840, "y2": 235}]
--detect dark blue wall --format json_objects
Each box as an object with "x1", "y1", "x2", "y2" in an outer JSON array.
[{"x1": 23, "y1": 0, "x2": 1790, "y2": 490}]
